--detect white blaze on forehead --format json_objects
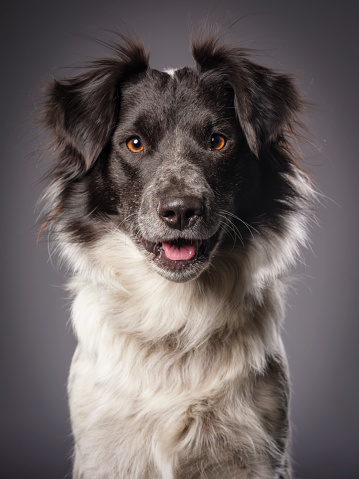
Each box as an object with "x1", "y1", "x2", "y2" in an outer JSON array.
[{"x1": 163, "y1": 68, "x2": 177, "y2": 77}]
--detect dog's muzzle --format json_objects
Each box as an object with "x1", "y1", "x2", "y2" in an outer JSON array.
[{"x1": 138, "y1": 195, "x2": 219, "y2": 281}]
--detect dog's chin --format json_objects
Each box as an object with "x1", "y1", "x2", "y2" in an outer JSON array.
[{"x1": 138, "y1": 236, "x2": 217, "y2": 283}]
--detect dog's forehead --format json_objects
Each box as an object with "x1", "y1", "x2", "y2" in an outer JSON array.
[{"x1": 121, "y1": 66, "x2": 231, "y2": 119}]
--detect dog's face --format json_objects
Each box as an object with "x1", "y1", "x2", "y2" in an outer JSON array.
[
  {"x1": 42, "y1": 36, "x2": 303, "y2": 283},
  {"x1": 106, "y1": 67, "x2": 251, "y2": 282}
]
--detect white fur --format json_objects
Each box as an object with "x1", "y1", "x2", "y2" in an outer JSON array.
[
  {"x1": 39, "y1": 160, "x2": 316, "y2": 478},
  {"x1": 163, "y1": 68, "x2": 177, "y2": 77},
  {"x1": 54, "y1": 205, "x2": 301, "y2": 478}
]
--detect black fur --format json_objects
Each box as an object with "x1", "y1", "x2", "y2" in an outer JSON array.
[{"x1": 41, "y1": 34, "x2": 305, "y2": 272}]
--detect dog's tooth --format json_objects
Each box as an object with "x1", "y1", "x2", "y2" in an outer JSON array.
[{"x1": 153, "y1": 243, "x2": 162, "y2": 256}]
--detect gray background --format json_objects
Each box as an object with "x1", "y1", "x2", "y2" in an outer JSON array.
[{"x1": 1, "y1": 1, "x2": 358, "y2": 478}]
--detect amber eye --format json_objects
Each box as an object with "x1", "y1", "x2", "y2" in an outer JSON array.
[
  {"x1": 210, "y1": 134, "x2": 226, "y2": 151},
  {"x1": 126, "y1": 136, "x2": 144, "y2": 153}
]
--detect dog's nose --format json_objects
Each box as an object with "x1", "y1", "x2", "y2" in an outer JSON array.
[{"x1": 157, "y1": 196, "x2": 203, "y2": 230}]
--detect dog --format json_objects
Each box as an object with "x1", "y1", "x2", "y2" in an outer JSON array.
[{"x1": 39, "y1": 31, "x2": 314, "y2": 478}]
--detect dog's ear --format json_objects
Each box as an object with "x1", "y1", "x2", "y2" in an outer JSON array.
[
  {"x1": 43, "y1": 38, "x2": 149, "y2": 173},
  {"x1": 192, "y1": 36, "x2": 302, "y2": 156}
]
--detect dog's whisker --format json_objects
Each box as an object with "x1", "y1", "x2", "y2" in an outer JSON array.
[
  {"x1": 115, "y1": 212, "x2": 138, "y2": 230},
  {"x1": 217, "y1": 212, "x2": 244, "y2": 248},
  {"x1": 219, "y1": 209, "x2": 259, "y2": 238}
]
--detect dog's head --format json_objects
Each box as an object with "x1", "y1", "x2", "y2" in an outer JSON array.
[{"x1": 41, "y1": 35, "x2": 307, "y2": 283}]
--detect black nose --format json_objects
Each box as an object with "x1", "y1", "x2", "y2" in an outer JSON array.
[{"x1": 157, "y1": 196, "x2": 204, "y2": 231}]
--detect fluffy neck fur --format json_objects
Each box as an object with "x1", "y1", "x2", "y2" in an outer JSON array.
[{"x1": 66, "y1": 230, "x2": 286, "y2": 396}]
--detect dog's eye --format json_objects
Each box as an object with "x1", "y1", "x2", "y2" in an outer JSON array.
[
  {"x1": 210, "y1": 134, "x2": 226, "y2": 151},
  {"x1": 126, "y1": 136, "x2": 144, "y2": 153}
]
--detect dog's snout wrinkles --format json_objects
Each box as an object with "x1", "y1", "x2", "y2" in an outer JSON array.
[{"x1": 157, "y1": 196, "x2": 203, "y2": 231}]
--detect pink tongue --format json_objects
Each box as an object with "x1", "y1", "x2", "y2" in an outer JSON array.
[{"x1": 163, "y1": 241, "x2": 196, "y2": 261}]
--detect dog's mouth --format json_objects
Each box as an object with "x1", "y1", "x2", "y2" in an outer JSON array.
[
  {"x1": 138, "y1": 236, "x2": 216, "y2": 278},
  {"x1": 140, "y1": 237, "x2": 203, "y2": 269}
]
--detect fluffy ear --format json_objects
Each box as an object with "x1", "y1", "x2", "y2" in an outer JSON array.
[
  {"x1": 192, "y1": 36, "x2": 302, "y2": 156},
  {"x1": 42, "y1": 38, "x2": 149, "y2": 172}
]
